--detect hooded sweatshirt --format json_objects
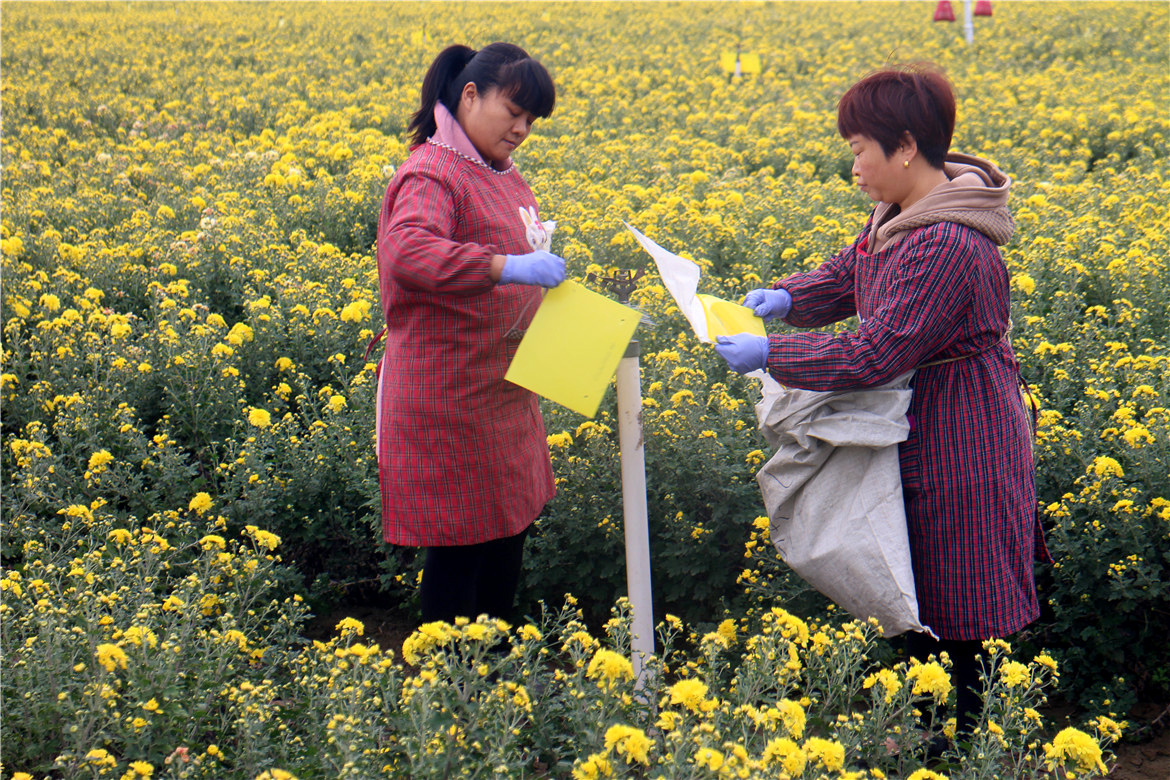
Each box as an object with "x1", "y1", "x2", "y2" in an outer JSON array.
[{"x1": 867, "y1": 152, "x2": 1014, "y2": 254}]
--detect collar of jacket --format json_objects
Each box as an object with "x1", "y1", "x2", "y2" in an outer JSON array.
[{"x1": 428, "y1": 102, "x2": 514, "y2": 173}]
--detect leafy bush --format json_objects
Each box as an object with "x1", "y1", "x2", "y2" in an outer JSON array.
[{"x1": 0, "y1": 526, "x2": 1126, "y2": 780}]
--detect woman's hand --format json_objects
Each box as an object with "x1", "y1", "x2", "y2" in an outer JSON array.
[
  {"x1": 715, "y1": 334, "x2": 769, "y2": 374},
  {"x1": 496, "y1": 250, "x2": 566, "y2": 287},
  {"x1": 742, "y1": 288, "x2": 792, "y2": 321}
]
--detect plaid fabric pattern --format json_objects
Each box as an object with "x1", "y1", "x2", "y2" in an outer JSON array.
[
  {"x1": 768, "y1": 219, "x2": 1049, "y2": 640},
  {"x1": 374, "y1": 142, "x2": 554, "y2": 546}
]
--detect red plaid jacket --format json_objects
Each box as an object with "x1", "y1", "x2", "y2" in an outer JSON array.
[
  {"x1": 374, "y1": 141, "x2": 554, "y2": 546},
  {"x1": 768, "y1": 218, "x2": 1049, "y2": 640}
]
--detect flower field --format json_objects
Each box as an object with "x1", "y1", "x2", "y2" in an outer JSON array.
[{"x1": 2, "y1": 1, "x2": 1167, "y2": 777}]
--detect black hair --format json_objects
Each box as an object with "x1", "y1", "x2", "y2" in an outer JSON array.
[{"x1": 406, "y1": 42, "x2": 556, "y2": 147}]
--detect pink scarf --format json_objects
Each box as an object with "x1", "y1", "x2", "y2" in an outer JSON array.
[{"x1": 432, "y1": 102, "x2": 492, "y2": 166}]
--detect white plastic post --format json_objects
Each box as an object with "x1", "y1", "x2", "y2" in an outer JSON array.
[
  {"x1": 615, "y1": 338, "x2": 655, "y2": 686},
  {"x1": 963, "y1": 0, "x2": 975, "y2": 43}
]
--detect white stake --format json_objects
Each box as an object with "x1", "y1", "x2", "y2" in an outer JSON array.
[
  {"x1": 964, "y1": 0, "x2": 975, "y2": 43},
  {"x1": 615, "y1": 338, "x2": 655, "y2": 686}
]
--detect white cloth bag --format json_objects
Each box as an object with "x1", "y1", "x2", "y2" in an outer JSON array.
[{"x1": 753, "y1": 371, "x2": 933, "y2": 637}]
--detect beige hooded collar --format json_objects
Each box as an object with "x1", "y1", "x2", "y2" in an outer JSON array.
[{"x1": 867, "y1": 152, "x2": 1015, "y2": 254}]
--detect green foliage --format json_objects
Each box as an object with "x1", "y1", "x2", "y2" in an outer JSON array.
[{"x1": 1, "y1": 506, "x2": 308, "y2": 775}]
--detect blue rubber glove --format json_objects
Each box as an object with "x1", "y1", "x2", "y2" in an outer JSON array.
[
  {"x1": 742, "y1": 288, "x2": 792, "y2": 321},
  {"x1": 499, "y1": 250, "x2": 566, "y2": 288},
  {"x1": 715, "y1": 334, "x2": 769, "y2": 374}
]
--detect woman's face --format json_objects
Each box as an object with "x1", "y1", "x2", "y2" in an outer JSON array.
[
  {"x1": 847, "y1": 134, "x2": 908, "y2": 206},
  {"x1": 458, "y1": 84, "x2": 537, "y2": 167}
]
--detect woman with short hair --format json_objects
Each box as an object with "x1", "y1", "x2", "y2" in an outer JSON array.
[{"x1": 716, "y1": 64, "x2": 1050, "y2": 743}]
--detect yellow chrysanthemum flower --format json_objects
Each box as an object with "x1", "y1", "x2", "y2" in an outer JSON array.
[
  {"x1": 586, "y1": 648, "x2": 634, "y2": 689},
  {"x1": 603, "y1": 724, "x2": 652, "y2": 765},
  {"x1": 803, "y1": 737, "x2": 845, "y2": 771},
  {"x1": 95, "y1": 643, "x2": 128, "y2": 672},
  {"x1": 906, "y1": 661, "x2": 953, "y2": 703},
  {"x1": 248, "y1": 407, "x2": 272, "y2": 428},
  {"x1": 667, "y1": 678, "x2": 709, "y2": 713},
  {"x1": 761, "y1": 737, "x2": 806, "y2": 775},
  {"x1": 1044, "y1": 727, "x2": 1107, "y2": 774},
  {"x1": 188, "y1": 492, "x2": 213, "y2": 515}
]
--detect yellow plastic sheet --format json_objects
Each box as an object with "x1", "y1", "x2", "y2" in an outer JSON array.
[
  {"x1": 697, "y1": 294, "x2": 767, "y2": 340},
  {"x1": 504, "y1": 280, "x2": 640, "y2": 418}
]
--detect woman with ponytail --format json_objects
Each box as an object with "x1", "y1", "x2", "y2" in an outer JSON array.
[{"x1": 373, "y1": 43, "x2": 563, "y2": 626}]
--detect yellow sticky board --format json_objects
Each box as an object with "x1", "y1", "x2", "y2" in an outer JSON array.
[
  {"x1": 697, "y1": 294, "x2": 766, "y2": 339},
  {"x1": 505, "y1": 280, "x2": 640, "y2": 418},
  {"x1": 720, "y1": 52, "x2": 761, "y2": 75}
]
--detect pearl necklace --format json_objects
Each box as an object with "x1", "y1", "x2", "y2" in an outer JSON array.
[{"x1": 427, "y1": 139, "x2": 515, "y2": 176}]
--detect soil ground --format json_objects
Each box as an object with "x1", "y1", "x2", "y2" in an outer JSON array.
[
  {"x1": 1101, "y1": 702, "x2": 1170, "y2": 780},
  {"x1": 305, "y1": 606, "x2": 1170, "y2": 779}
]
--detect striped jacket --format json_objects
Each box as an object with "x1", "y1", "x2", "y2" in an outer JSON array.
[
  {"x1": 767, "y1": 216, "x2": 1050, "y2": 640},
  {"x1": 374, "y1": 141, "x2": 554, "y2": 546}
]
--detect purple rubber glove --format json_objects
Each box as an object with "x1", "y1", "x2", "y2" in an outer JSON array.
[
  {"x1": 500, "y1": 250, "x2": 566, "y2": 287},
  {"x1": 742, "y1": 288, "x2": 792, "y2": 321},
  {"x1": 715, "y1": 333, "x2": 769, "y2": 374}
]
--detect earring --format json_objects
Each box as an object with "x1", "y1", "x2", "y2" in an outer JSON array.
[{"x1": 903, "y1": 160, "x2": 910, "y2": 168}]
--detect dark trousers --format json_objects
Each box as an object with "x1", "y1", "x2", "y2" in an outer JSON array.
[
  {"x1": 420, "y1": 526, "x2": 529, "y2": 625},
  {"x1": 904, "y1": 632, "x2": 984, "y2": 737}
]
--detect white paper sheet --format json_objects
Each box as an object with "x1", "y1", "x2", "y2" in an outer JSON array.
[{"x1": 625, "y1": 223, "x2": 710, "y2": 343}]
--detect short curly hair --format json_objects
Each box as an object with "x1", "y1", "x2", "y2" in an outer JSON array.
[{"x1": 837, "y1": 64, "x2": 956, "y2": 169}]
